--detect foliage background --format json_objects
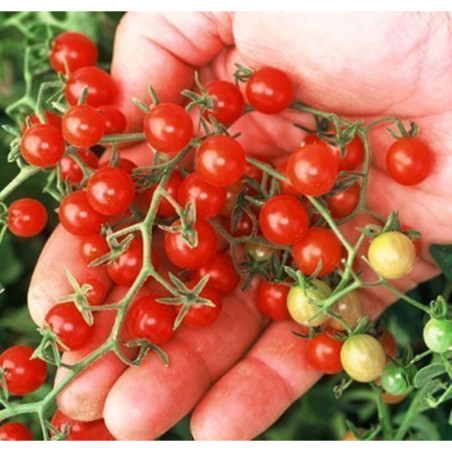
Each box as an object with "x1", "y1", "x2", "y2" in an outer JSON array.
[{"x1": 0, "y1": 11, "x2": 450, "y2": 441}]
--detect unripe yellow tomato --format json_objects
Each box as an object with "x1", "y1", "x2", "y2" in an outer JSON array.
[
  {"x1": 328, "y1": 291, "x2": 363, "y2": 331},
  {"x1": 287, "y1": 279, "x2": 330, "y2": 327},
  {"x1": 368, "y1": 231, "x2": 416, "y2": 280},
  {"x1": 244, "y1": 242, "x2": 274, "y2": 262},
  {"x1": 340, "y1": 334, "x2": 386, "y2": 382}
]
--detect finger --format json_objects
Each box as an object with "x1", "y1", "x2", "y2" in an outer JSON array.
[
  {"x1": 191, "y1": 320, "x2": 321, "y2": 440},
  {"x1": 103, "y1": 287, "x2": 266, "y2": 440}
]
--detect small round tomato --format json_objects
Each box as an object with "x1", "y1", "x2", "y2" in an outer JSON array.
[
  {"x1": 80, "y1": 234, "x2": 109, "y2": 264},
  {"x1": 51, "y1": 410, "x2": 114, "y2": 441},
  {"x1": 21, "y1": 124, "x2": 65, "y2": 167},
  {"x1": 246, "y1": 67, "x2": 292, "y2": 114},
  {"x1": 423, "y1": 318, "x2": 452, "y2": 353},
  {"x1": 97, "y1": 105, "x2": 127, "y2": 134},
  {"x1": 195, "y1": 135, "x2": 246, "y2": 187},
  {"x1": 164, "y1": 219, "x2": 218, "y2": 270},
  {"x1": 220, "y1": 182, "x2": 244, "y2": 217},
  {"x1": 259, "y1": 195, "x2": 309, "y2": 245},
  {"x1": 22, "y1": 110, "x2": 62, "y2": 131},
  {"x1": 336, "y1": 136, "x2": 365, "y2": 171},
  {"x1": 380, "y1": 330, "x2": 397, "y2": 360},
  {"x1": 326, "y1": 183, "x2": 360, "y2": 219},
  {"x1": 84, "y1": 278, "x2": 107, "y2": 306},
  {"x1": 226, "y1": 211, "x2": 254, "y2": 238},
  {"x1": 143, "y1": 103, "x2": 193, "y2": 154},
  {"x1": 368, "y1": 231, "x2": 416, "y2": 280},
  {"x1": 126, "y1": 295, "x2": 176, "y2": 345},
  {"x1": 87, "y1": 167, "x2": 135, "y2": 216},
  {"x1": 276, "y1": 161, "x2": 300, "y2": 196},
  {"x1": 100, "y1": 158, "x2": 137, "y2": 174},
  {"x1": 328, "y1": 291, "x2": 363, "y2": 331},
  {"x1": 244, "y1": 241, "x2": 274, "y2": 263},
  {"x1": 381, "y1": 362, "x2": 413, "y2": 396},
  {"x1": 256, "y1": 280, "x2": 290, "y2": 321},
  {"x1": 50, "y1": 31, "x2": 98, "y2": 75},
  {"x1": 61, "y1": 148, "x2": 99, "y2": 184},
  {"x1": 59, "y1": 191, "x2": 106, "y2": 236},
  {"x1": 386, "y1": 137, "x2": 434, "y2": 185},
  {"x1": 292, "y1": 227, "x2": 342, "y2": 276},
  {"x1": 176, "y1": 281, "x2": 223, "y2": 328},
  {"x1": 204, "y1": 80, "x2": 244, "y2": 125},
  {"x1": 340, "y1": 334, "x2": 386, "y2": 382},
  {"x1": 0, "y1": 345, "x2": 47, "y2": 396},
  {"x1": 192, "y1": 253, "x2": 239, "y2": 295},
  {"x1": 7, "y1": 198, "x2": 47, "y2": 237},
  {"x1": 62, "y1": 105, "x2": 105, "y2": 148},
  {"x1": 381, "y1": 392, "x2": 407, "y2": 405},
  {"x1": 287, "y1": 143, "x2": 339, "y2": 196},
  {"x1": 286, "y1": 279, "x2": 330, "y2": 327},
  {"x1": 306, "y1": 332, "x2": 344, "y2": 374},
  {"x1": 0, "y1": 423, "x2": 33, "y2": 441},
  {"x1": 65, "y1": 67, "x2": 117, "y2": 107}
]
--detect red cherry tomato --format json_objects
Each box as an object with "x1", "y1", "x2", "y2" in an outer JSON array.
[
  {"x1": 87, "y1": 167, "x2": 135, "y2": 216},
  {"x1": 84, "y1": 278, "x2": 107, "y2": 306},
  {"x1": 51, "y1": 410, "x2": 114, "y2": 441},
  {"x1": 178, "y1": 172, "x2": 226, "y2": 219},
  {"x1": 292, "y1": 226, "x2": 342, "y2": 276},
  {"x1": 80, "y1": 234, "x2": 109, "y2": 264},
  {"x1": 287, "y1": 143, "x2": 339, "y2": 196},
  {"x1": 195, "y1": 135, "x2": 246, "y2": 187},
  {"x1": 62, "y1": 105, "x2": 105, "y2": 148},
  {"x1": 164, "y1": 219, "x2": 218, "y2": 270},
  {"x1": 226, "y1": 211, "x2": 254, "y2": 238},
  {"x1": 126, "y1": 295, "x2": 176, "y2": 345},
  {"x1": 204, "y1": 80, "x2": 244, "y2": 125},
  {"x1": 22, "y1": 110, "x2": 62, "y2": 131},
  {"x1": 256, "y1": 280, "x2": 290, "y2": 321},
  {"x1": 65, "y1": 67, "x2": 117, "y2": 107},
  {"x1": 0, "y1": 422, "x2": 33, "y2": 441},
  {"x1": 306, "y1": 332, "x2": 344, "y2": 374},
  {"x1": 45, "y1": 302, "x2": 94, "y2": 351},
  {"x1": 0, "y1": 346, "x2": 47, "y2": 396},
  {"x1": 143, "y1": 103, "x2": 193, "y2": 154},
  {"x1": 20, "y1": 124, "x2": 65, "y2": 168},
  {"x1": 7, "y1": 198, "x2": 47, "y2": 237},
  {"x1": 59, "y1": 191, "x2": 106, "y2": 236},
  {"x1": 386, "y1": 137, "x2": 434, "y2": 185},
  {"x1": 246, "y1": 67, "x2": 293, "y2": 114},
  {"x1": 259, "y1": 195, "x2": 309, "y2": 245},
  {"x1": 276, "y1": 160, "x2": 301, "y2": 196},
  {"x1": 220, "y1": 182, "x2": 244, "y2": 217},
  {"x1": 49, "y1": 31, "x2": 98, "y2": 75},
  {"x1": 192, "y1": 253, "x2": 239, "y2": 295},
  {"x1": 100, "y1": 158, "x2": 137, "y2": 174},
  {"x1": 326, "y1": 182, "x2": 360, "y2": 219},
  {"x1": 61, "y1": 148, "x2": 99, "y2": 184},
  {"x1": 97, "y1": 105, "x2": 127, "y2": 134},
  {"x1": 380, "y1": 330, "x2": 397, "y2": 360},
  {"x1": 336, "y1": 136, "x2": 365, "y2": 171}
]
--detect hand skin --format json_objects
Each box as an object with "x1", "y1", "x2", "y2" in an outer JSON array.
[{"x1": 28, "y1": 12, "x2": 452, "y2": 440}]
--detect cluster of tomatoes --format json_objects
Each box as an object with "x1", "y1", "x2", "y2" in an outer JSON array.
[{"x1": 0, "y1": 30, "x2": 450, "y2": 441}]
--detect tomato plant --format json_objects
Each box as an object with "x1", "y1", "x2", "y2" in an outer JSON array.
[
  {"x1": 60, "y1": 148, "x2": 99, "y2": 184},
  {"x1": 256, "y1": 280, "x2": 290, "y2": 321},
  {"x1": 381, "y1": 362, "x2": 413, "y2": 396},
  {"x1": 0, "y1": 422, "x2": 33, "y2": 441},
  {"x1": 423, "y1": 318, "x2": 452, "y2": 353},
  {"x1": 204, "y1": 80, "x2": 244, "y2": 125},
  {"x1": 62, "y1": 105, "x2": 105, "y2": 148},
  {"x1": 306, "y1": 332, "x2": 343, "y2": 374},
  {"x1": 7, "y1": 198, "x2": 47, "y2": 237}
]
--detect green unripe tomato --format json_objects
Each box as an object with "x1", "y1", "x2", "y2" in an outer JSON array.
[
  {"x1": 423, "y1": 318, "x2": 452, "y2": 353},
  {"x1": 381, "y1": 362, "x2": 413, "y2": 396}
]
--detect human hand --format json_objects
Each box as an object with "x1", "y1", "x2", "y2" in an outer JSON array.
[{"x1": 28, "y1": 12, "x2": 452, "y2": 440}]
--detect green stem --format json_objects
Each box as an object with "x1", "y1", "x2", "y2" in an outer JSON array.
[
  {"x1": 0, "y1": 165, "x2": 39, "y2": 202},
  {"x1": 380, "y1": 281, "x2": 431, "y2": 314}
]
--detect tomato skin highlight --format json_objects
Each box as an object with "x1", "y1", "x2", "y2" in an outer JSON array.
[
  {"x1": 61, "y1": 148, "x2": 99, "y2": 184},
  {"x1": 326, "y1": 182, "x2": 360, "y2": 219},
  {"x1": 244, "y1": 241, "x2": 274, "y2": 263},
  {"x1": 62, "y1": 105, "x2": 105, "y2": 148},
  {"x1": 256, "y1": 280, "x2": 290, "y2": 321},
  {"x1": 328, "y1": 291, "x2": 363, "y2": 331},
  {"x1": 80, "y1": 234, "x2": 109, "y2": 264},
  {"x1": 381, "y1": 362, "x2": 413, "y2": 396},
  {"x1": 0, "y1": 345, "x2": 47, "y2": 396},
  {"x1": 276, "y1": 161, "x2": 301, "y2": 196},
  {"x1": 7, "y1": 198, "x2": 47, "y2": 237},
  {"x1": 423, "y1": 318, "x2": 452, "y2": 353},
  {"x1": 336, "y1": 136, "x2": 365, "y2": 171},
  {"x1": 259, "y1": 195, "x2": 309, "y2": 245},
  {"x1": 306, "y1": 332, "x2": 344, "y2": 374},
  {"x1": 386, "y1": 137, "x2": 434, "y2": 185},
  {"x1": 97, "y1": 105, "x2": 127, "y2": 134},
  {"x1": 204, "y1": 80, "x2": 244, "y2": 125},
  {"x1": 0, "y1": 422, "x2": 33, "y2": 441}
]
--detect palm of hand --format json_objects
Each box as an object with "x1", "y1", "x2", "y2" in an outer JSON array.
[{"x1": 28, "y1": 12, "x2": 452, "y2": 440}]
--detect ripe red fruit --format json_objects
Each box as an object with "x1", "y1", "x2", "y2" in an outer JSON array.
[
  {"x1": 65, "y1": 67, "x2": 117, "y2": 107},
  {"x1": 276, "y1": 161, "x2": 300, "y2": 196},
  {"x1": 126, "y1": 295, "x2": 176, "y2": 345},
  {"x1": 226, "y1": 211, "x2": 254, "y2": 238},
  {"x1": 164, "y1": 219, "x2": 218, "y2": 270},
  {"x1": 178, "y1": 172, "x2": 226, "y2": 219},
  {"x1": 97, "y1": 105, "x2": 127, "y2": 134},
  {"x1": 0, "y1": 345, "x2": 47, "y2": 395},
  {"x1": 80, "y1": 234, "x2": 109, "y2": 264},
  {"x1": 62, "y1": 105, "x2": 105, "y2": 148},
  {"x1": 61, "y1": 148, "x2": 99, "y2": 184},
  {"x1": 0, "y1": 422, "x2": 33, "y2": 441},
  {"x1": 45, "y1": 302, "x2": 94, "y2": 351},
  {"x1": 287, "y1": 143, "x2": 339, "y2": 196},
  {"x1": 87, "y1": 167, "x2": 135, "y2": 216},
  {"x1": 196, "y1": 135, "x2": 246, "y2": 187},
  {"x1": 204, "y1": 80, "x2": 244, "y2": 125},
  {"x1": 220, "y1": 182, "x2": 243, "y2": 217},
  {"x1": 386, "y1": 137, "x2": 434, "y2": 185},
  {"x1": 59, "y1": 191, "x2": 106, "y2": 236},
  {"x1": 7, "y1": 198, "x2": 47, "y2": 237},
  {"x1": 49, "y1": 31, "x2": 98, "y2": 75},
  {"x1": 84, "y1": 278, "x2": 107, "y2": 306},
  {"x1": 259, "y1": 195, "x2": 309, "y2": 245},
  {"x1": 306, "y1": 332, "x2": 344, "y2": 374},
  {"x1": 22, "y1": 110, "x2": 62, "y2": 132},
  {"x1": 380, "y1": 330, "x2": 397, "y2": 360},
  {"x1": 256, "y1": 280, "x2": 290, "y2": 321},
  {"x1": 20, "y1": 124, "x2": 65, "y2": 167},
  {"x1": 336, "y1": 136, "x2": 365, "y2": 171},
  {"x1": 143, "y1": 103, "x2": 193, "y2": 153},
  {"x1": 292, "y1": 226, "x2": 342, "y2": 276},
  {"x1": 326, "y1": 182, "x2": 360, "y2": 219},
  {"x1": 246, "y1": 67, "x2": 293, "y2": 114}
]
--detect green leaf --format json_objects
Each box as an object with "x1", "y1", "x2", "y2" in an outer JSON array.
[
  {"x1": 430, "y1": 244, "x2": 452, "y2": 280},
  {"x1": 414, "y1": 363, "x2": 447, "y2": 388}
]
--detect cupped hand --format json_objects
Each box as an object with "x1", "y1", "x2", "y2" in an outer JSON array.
[{"x1": 28, "y1": 12, "x2": 452, "y2": 440}]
